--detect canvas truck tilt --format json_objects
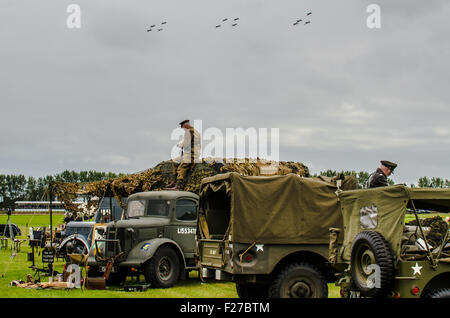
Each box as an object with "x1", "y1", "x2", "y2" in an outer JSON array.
[
  {"x1": 87, "y1": 190, "x2": 198, "y2": 288},
  {"x1": 196, "y1": 172, "x2": 357, "y2": 298},
  {"x1": 331, "y1": 185, "x2": 450, "y2": 298}
]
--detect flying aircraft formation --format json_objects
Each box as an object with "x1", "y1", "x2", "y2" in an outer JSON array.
[
  {"x1": 215, "y1": 17, "x2": 240, "y2": 29},
  {"x1": 145, "y1": 11, "x2": 312, "y2": 33},
  {"x1": 146, "y1": 21, "x2": 167, "y2": 32},
  {"x1": 293, "y1": 11, "x2": 312, "y2": 27}
]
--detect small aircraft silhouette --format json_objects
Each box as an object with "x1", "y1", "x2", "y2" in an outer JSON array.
[
  {"x1": 222, "y1": 18, "x2": 228, "y2": 22},
  {"x1": 234, "y1": 18, "x2": 239, "y2": 21},
  {"x1": 146, "y1": 29, "x2": 152, "y2": 32},
  {"x1": 215, "y1": 25, "x2": 221, "y2": 28},
  {"x1": 305, "y1": 21, "x2": 311, "y2": 24},
  {"x1": 232, "y1": 23, "x2": 238, "y2": 27},
  {"x1": 161, "y1": 21, "x2": 167, "y2": 25},
  {"x1": 307, "y1": 12, "x2": 312, "y2": 15},
  {"x1": 150, "y1": 25, "x2": 155, "y2": 27},
  {"x1": 157, "y1": 28, "x2": 163, "y2": 31},
  {"x1": 293, "y1": 22, "x2": 298, "y2": 26},
  {"x1": 296, "y1": 19, "x2": 302, "y2": 23}
]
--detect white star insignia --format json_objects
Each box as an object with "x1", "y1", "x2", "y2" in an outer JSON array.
[
  {"x1": 412, "y1": 262, "x2": 423, "y2": 276},
  {"x1": 256, "y1": 244, "x2": 264, "y2": 252}
]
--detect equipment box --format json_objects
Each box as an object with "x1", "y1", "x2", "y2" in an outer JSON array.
[{"x1": 124, "y1": 284, "x2": 151, "y2": 292}]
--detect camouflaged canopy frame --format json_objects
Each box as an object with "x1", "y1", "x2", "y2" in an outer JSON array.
[{"x1": 53, "y1": 158, "x2": 310, "y2": 219}]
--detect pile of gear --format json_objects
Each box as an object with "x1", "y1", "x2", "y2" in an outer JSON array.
[
  {"x1": 54, "y1": 158, "x2": 309, "y2": 217},
  {"x1": 10, "y1": 274, "x2": 75, "y2": 290},
  {"x1": 405, "y1": 216, "x2": 449, "y2": 248},
  {"x1": 401, "y1": 216, "x2": 449, "y2": 261}
]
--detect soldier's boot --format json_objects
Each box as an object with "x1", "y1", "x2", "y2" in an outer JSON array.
[
  {"x1": 166, "y1": 180, "x2": 176, "y2": 188},
  {"x1": 167, "y1": 180, "x2": 183, "y2": 191}
]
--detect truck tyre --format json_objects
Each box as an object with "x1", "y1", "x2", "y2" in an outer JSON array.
[
  {"x1": 350, "y1": 231, "x2": 394, "y2": 298},
  {"x1": 236, "y1": 283, "x2": 269, "y2": 298},
  {"x1": 424, "y1": 288, "x2": 450, "y2": 298},
  {"x1": 268, "y1": 262, "x2": 328, "y2": 298},
  {"x1": 143, "y1": 246, "x2": 180, "y2": 288}
]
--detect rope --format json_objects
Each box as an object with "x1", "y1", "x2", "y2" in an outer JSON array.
[{"x1": 239, "y1": 242, "x2": 256, "y2": 273}]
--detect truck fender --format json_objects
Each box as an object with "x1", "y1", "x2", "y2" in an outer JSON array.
[{"x1": 127, "y1": 238, "x2": 186, "y2": 267}]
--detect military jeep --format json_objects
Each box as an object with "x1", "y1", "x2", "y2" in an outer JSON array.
[
  {"x1": 331, "y1": 185, "x2": 450, "y2": 298},
  {"x1": 87, "y1": 190, "x2": 198, "y2": 288},
  {"x1": 196, "y1": 172, "x2": 357, "y2": 298}
]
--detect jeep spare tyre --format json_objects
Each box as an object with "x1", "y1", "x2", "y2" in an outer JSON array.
[{"x1": 350, "y1": 231, "x2": 394, "y2": 297}]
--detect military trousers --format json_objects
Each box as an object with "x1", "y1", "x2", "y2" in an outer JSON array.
[{"x1": 171, "y1": 155, "x2": 199, "y2": 181}]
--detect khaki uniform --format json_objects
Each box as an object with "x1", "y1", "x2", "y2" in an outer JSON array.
[{"x1": 172, "y1": 127, "x2": 201, "y2": 184}]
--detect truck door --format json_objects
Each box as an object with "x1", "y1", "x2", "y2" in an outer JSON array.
[{"x1": 169, "y1": 199, "x2": 198, "y2": 256}]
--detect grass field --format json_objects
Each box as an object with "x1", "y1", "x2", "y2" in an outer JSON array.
[{"x1": 0, "y1": 213, "x2": 447, "y2": 298}]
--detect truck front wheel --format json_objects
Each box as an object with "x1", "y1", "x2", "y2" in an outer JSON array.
[
  {"x1": 268, "y1": 263, "x2": 328, "y2": 298},
  {"x1": 143, "y1": 246, "x2": 180, "y2": 288}
]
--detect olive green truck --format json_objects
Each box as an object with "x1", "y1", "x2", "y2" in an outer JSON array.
[
  {"x1": 196, "y1": 172, "x2": 357, "y2": 298},
  {"x1": 87, "y1": 191, "x2": 198, "y2": 288}
]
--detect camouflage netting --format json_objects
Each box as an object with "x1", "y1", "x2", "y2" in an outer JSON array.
[
  {"x1": 54, "y1": 158, "x2": 309, "y2": 214},
  {"x1": 406, "y1": 216, "x2": 449, "y2": 248}
]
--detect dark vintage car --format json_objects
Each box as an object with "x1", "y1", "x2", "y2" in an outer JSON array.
[
  {"x1": 56, "y1": 221, "x2": 95, "y2": 260},
  {"x1": 0, "y1": 223, "x2": 21, "y2": 239}
]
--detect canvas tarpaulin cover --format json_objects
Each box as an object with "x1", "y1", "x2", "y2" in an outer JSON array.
[
  {"x1": 337, "y1": 185, "x2": 450, "y2": 262},
  {"x1": 199, "y1": 172, "x2": 357, "y2": 244}
]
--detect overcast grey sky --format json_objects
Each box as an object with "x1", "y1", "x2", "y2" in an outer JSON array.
[{"x1": 0, "y1": 0, "x2": 449, "y2": 185}]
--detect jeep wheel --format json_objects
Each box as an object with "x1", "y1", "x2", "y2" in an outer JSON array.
[
  {"x1": 268, "y1": 263, "x2": 328, "y2": 298},
  {"x1": 143, "y1": 246, "x2": 180, "y2": 288},
  {"x1": 423, "y1": 288, "x2": 450, "y2": 298},
  {"x1": 350, "y1": 231, "x2": 394, "y2": 298},
  {"x1": 236, "y1": 283, "x2": 269, "y2": 298}
]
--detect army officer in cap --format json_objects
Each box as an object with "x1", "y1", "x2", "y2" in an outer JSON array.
[
  {"x1": 167, "y1": 120, "x2": 201, "y2": 190},
  {"x1": 368, "y1": 160, "x2": 398, "y2": 188}
]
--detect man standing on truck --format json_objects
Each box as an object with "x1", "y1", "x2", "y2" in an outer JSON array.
[
  {"x1": 167, "y1": 120, "x2": 201, "y2": 190},
  {"x1": 368, "y1": 160, "x2": 397, "y2": 188}
]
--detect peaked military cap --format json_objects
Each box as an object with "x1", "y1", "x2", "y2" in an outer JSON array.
[
  {"x1": 380, "y1": 160, "x2": 397, "y2": 172},
  {"x1": 179, "y1": 119, "x2": 190, "y2": 126}
]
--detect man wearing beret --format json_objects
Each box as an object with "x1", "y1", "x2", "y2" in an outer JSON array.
[
  {"x1": 167, "y1": 120, "x2": 201, "y2": 190},
  {"x1": 368, "y1": 160, "x2": 397, "y2": 188}
]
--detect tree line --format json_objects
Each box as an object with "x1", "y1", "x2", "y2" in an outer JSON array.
[
  {"x1": 0, "y1": 170, "x2": 448, "y2": 210},
  {"x1": 0, "y1": 170, "x2": 126, "y2": 210},
  {"x1": 313, "y1": 170, "x2": 450, "y2": 189}
]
